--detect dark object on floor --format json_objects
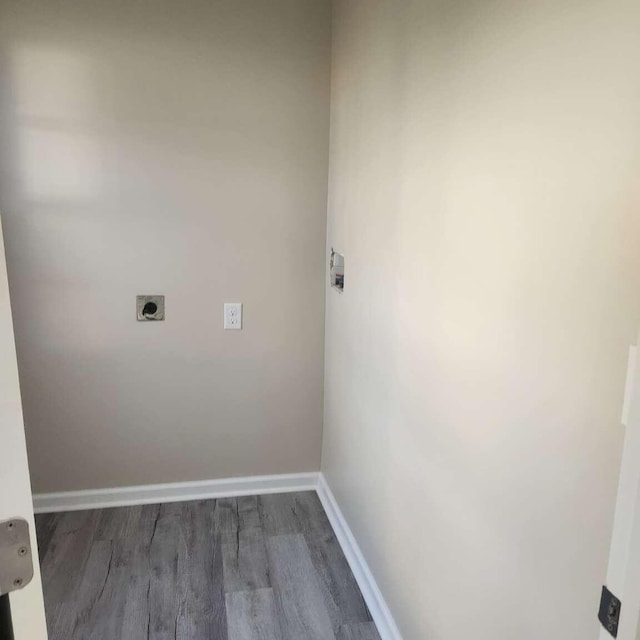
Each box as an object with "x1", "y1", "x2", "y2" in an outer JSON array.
[
  {"x1": 35, "y1": 491, "x2": 381, "y2": 640},
  {"x1": 0, "y1": 594, "x2": 15, "y2": 640}
]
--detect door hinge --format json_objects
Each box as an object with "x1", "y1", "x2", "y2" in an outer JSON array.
[
  {"x1": 598, "y1": 586, "x2": 622, "y2": 638},
  {"x1": 0, "y1": 518, "x2": 33, "y2": 596}
]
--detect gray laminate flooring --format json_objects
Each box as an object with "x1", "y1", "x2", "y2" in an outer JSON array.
[{"x1": 35, "y1": 491, "x2": 381, "y2": 640}]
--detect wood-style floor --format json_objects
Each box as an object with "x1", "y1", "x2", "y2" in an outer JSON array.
[{"x1": 35, "y1": 491, "x2": 381, "y2": 640}]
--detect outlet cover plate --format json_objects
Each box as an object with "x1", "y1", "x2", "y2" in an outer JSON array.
[
  {"x1": 224, "y1": 303, "x2": 242, "y2": 330},
  {"x1": 137, "y1": 295, "x2": 165, "y2": 321}
]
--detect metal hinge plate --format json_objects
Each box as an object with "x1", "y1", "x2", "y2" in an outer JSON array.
[
  {"x1": 598, "y1": 585, "x2": 622, "y2": 638},
  {"x1": 0, "y1": 518, "x2": 33, "y2": 596}
]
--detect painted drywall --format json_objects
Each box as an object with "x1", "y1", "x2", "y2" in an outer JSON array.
[
  {"x1": 323, "y1": 1, "x2": 640, "y2": 638},
  {"x1": 0, "y1": 0, "x2": 331, "y2": 492}
]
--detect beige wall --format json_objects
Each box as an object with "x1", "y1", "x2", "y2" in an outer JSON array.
[
  {"x1": 323, "y1": 1, "x2": 640, "y2": 638},
  {"x1": 0, "y1": 0, "x2": 331, "y2": 492}
]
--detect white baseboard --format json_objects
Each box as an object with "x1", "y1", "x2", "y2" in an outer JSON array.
[
  {"x1": 317, "y1": 473, "x2": 402, "y2": 640},
  {"x1": 33, "y1": 472, "x2": 319, "y2": 514},
  {"x1": 33, "y1": 470, "x2": 401, "y2": 639}
]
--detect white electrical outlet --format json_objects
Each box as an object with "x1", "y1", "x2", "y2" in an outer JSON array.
[{"x1": 224, "y1": 303, "x2": 243, "y2": 330}]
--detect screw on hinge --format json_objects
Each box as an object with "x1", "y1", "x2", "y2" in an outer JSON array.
[
  {"x1": 13, "y1": 578, "x2": 22, "y2": 588},
  {"x1": 17, "y1": 547, "x2": 28, "y2": 557}
]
